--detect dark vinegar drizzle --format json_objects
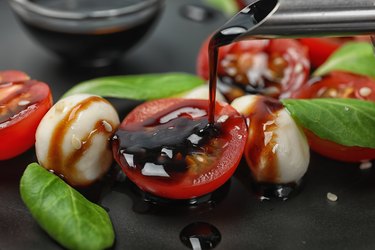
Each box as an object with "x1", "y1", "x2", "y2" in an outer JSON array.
[
  {"x1": 180, "y1": 222, "x2": 221, "y2": 250},
  {"x1": 112, "y1": 99, "x2": 239, "y2": 183},
  {"x1": 116, "y1": 115, "x2": 220, "y2": 181},
  {"x1": 208, "y1": 0, "x2": 304, "y2": 200},
  {"x1": 207, "y1": 0, "x2": 277, "y2": 122}
]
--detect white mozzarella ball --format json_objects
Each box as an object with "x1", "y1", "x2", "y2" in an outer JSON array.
[
  {"x1": 35, "y1": 94, "x2": 120, "y2": 186},
  {"x1": 231, "y1": 95, "x2": 309, "y2": 184},
  {"x1": 272, "y1": 108, "x2": 310, "y2": 183},
  {"x1": 230, "y1": 95, "x2": 258, "y2": 116},
  {"x1": 178, "y1": 84, "x2": 227, "y2": 102}
]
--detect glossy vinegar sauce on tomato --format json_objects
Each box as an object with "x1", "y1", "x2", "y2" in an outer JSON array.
[
  {"x1": 0, "y1": 80, "x2": 43, "y2": 124},
  {"x1": 113, "y1": 100, "x2": 232, "y2": 183}
]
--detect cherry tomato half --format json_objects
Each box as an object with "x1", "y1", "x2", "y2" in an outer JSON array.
[
  {"x1": 112, "y1": 98, "x2": 247, "y2": 199},
  {"x1": 293, "y1": 71, "x2": 375, "y2": 162},
  {"x1": 0, "y1": 72, "x2": 53, "y2": 160},
  {"x1": 197, "y1": 38, "x2": 310, "y2": 101},
  {"x1": 292, "y1": 71, "x2": 375, "y2": 100},
  {"x1": 299, "y1": 37, "x2": 370, "y2": 68}
]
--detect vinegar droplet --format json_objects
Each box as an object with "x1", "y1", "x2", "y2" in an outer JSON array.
[
  {"x1": 180, "y1": 222, "x2": 221, "y2": 250},
  {"x1": 253, "y1": 181, "x2": 302, "y2": 201}
]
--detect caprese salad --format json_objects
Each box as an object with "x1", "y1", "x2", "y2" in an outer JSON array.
[{"x1": 1, "y1": 34, "x2": 375, "y2": 250}]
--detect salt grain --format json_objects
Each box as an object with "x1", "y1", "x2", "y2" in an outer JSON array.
[
  {"x1": 294, "y1": 63, "x2": 303, "y2": 73},
  {"x1": 359, "y1": 87, "x2": 372, "y2": 97},
  {"x1": 102, "y1": 120, "x2": 113, "y2": 133},
  {"x1": 71, "y1": 135, "x2": 82, "y2": 150},
  {"x1": 359, "y1": 161, "x2": 372, "y2": 170},
  {"x1": 327, "y1": 192, "x2": 338, "y2": 202},
  {"x1": 54, "y1": 102, "x2": 65, "y2": 113},
  {"x1": 18, "y1": 100, "x2": 30, "y2": 106},
  {"x1": 226, "y1": 67, "x2": 237, "y2": 76}
]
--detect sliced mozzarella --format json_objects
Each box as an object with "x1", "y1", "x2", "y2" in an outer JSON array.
[{"x1": 230, "y1": 94, "x2": 260, "y2": 116}]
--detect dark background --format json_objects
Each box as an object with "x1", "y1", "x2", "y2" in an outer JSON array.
[{"x1": 1, "y1": 0, "x2": 375, "y2": 249}]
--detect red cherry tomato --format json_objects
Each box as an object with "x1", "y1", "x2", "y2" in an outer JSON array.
[
  {"x1": 292, "y1": 71, "x2": 375, "y2": 100},
  {"x1": 304, "y1": 129, "x2": 375, "y2": 163},
  {"x1": 0, "y1": 70, "x2": 30, "y2": 83},
  {"x1": 197, "y1": 38, "x2": 310, "y2": 101},
  {"x1": 112, "y1": 98, "x2": 247, "y2": 199},
  {"x1": 0, "y1": 72, "x2": 53, "y2": 160},
  {"x1": 299, "y1": 37, "x2": 370, "y2": 68},
  {"x1": 293, "y1": 71, "x2": 375, "y2": 162}
]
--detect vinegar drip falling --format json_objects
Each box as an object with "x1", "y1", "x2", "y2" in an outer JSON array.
[
  {"x1": 207, "y1": 44, "x2": 218, "y2": 124},
  {"x1": 207, "y1": 0, "x2": 277, "y2": 123}
]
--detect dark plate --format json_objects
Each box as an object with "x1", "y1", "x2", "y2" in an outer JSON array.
[{"x1": 1, "y1": 1, "x2": 375, "y2": 249}]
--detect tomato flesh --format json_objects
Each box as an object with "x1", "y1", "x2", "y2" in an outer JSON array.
[
  {"x1": 292, "y1": 71, "x2": 375, "y2": 101},
  {"x1": 293, "y1": 71, "x2": 375, "y2": 162},
  {"x1": 197, "y1": 38, "x2": 310, "y2": 101},
  {"x1": 112, "y1": 98, "x2": 247, "y2": 199},
  {"x1": 0, "y1": 73, "x2": 52, "y2": 160}
]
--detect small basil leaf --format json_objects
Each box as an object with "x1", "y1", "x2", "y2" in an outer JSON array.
[
  {"x1": 203, "y1": 0, "x2": 239, "y2": 16},
  {"x1": 282, "y1": 98, "x2": 375, "y2": 148},
  {"x1": 20, "y1": 163, "x2": 115, "y2": 250},
  {"x1": 314, "y1": 42, "x2": 375, "y2": 78},
  {"x1": 62, "y1": 73, "x2": 204, "y2": 100}
]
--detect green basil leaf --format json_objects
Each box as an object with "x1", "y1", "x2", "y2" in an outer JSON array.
[
  {"x1": 203, "y1": 0, "x2": 239, "y2": 16},
  {"x1": 314, "y1": 42, "x2": 375, "y2": 78},
  {"x1": 20, "y1": 163, "x2": 115, "y2": 250},
  {"x1": 282, "y1": 98, "x2": 375, "y2": 148},
  {"x1": 62, "y1": 72, "x2": 204, "y2": 100}
]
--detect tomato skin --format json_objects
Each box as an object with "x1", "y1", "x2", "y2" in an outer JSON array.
[
  {"x1": 304, "y1": 129, "x2": 375, "y2": 162},
  {"x1": 112, "y1": 98, "x2": 247, "y2": 199},
  {"x1": 0, "y1": 70, "x2": 29, "y2": 83},
  {"x1": 197, "y1": 37, "x2": 310, "y2": 100},
  {"x1": 299, "y1": 38, "x2": 341, "y2": 68},
  {"x1": 292, "y1": 71, "x2": 375, "y2": 100},
  {"x1": 299, "y1": 37, "x2": 370, "y2": 68},
  {"x1": 293, "y1": 71, "x2": 375, "y2": 162},
  {"x1": 0, "y1": 79, "x2": 53, "y2": 160}
]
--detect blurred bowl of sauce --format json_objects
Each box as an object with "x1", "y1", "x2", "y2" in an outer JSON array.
[{"x1": 9, "y1": 0, "x2": 164, "y2": 67}]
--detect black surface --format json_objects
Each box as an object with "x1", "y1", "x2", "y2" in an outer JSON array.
[{"x1": 1, "y1": 1, "x2": 375, "y2": 250}]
